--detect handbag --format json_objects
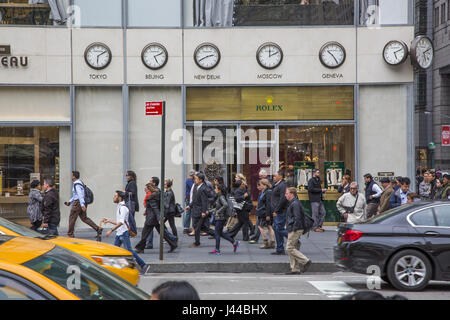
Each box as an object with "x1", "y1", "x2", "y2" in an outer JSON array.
[
  {"x1": 225, "y1": 216, "x2": 238, "y2": 230},
  {"x1": 229, "y1": 196, "x2": 244, "y2": 210},
  {"x1": 175, "y1": 203, "x2": 184, "y2": 218}
]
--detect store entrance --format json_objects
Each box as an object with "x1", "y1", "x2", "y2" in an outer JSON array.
[{"x1": 239, "y1": 126, "x2": 276, "y2": 202}]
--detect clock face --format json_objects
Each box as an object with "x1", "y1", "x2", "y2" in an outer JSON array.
[
  {"x1": 411, "y1": 36, "x2": 434, "y2": 69},
  {"x1": 256, "y1": 42, "x2": 283, "y2": 69},
  {"x1": 142, "y1": 43, "x2": 168, "y2": 70},
  {"x1": 194, "y1": 43, "x2": 221, "y2": 70},
  {"x1": 319, "y1": 42, "x2": 346, "y2": 69},
  {"x1": 383, "y1": 40, "x2": 408, "y2": 66},
  {"x1": 84, "y1": 43, "x2": 112, "y2": 70}
]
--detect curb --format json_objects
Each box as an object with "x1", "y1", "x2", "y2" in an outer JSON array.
[{"x1": 147, "y1": 262, "x2": 338, "y2": 273}]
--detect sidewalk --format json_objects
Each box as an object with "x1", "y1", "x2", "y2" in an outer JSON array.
[{"x1": 60, "y1": 224, "x2": 339, "y2": 273}]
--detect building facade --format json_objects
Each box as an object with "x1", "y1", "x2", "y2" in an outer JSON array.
[{"x1": 0, "y1": 0, "x2": 418, "y2": 227}]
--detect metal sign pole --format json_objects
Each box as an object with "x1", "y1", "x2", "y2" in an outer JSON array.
[{"x1": 159, "y1": 102, "x2": 166, "y2": 261}]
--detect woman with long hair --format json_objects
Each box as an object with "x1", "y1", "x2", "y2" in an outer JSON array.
[
  {"x1": 209, "y1": 184, "x2": 240, "y2": 255},
  {"x1": 338, "y1": 175, "x2": 351, "y2": 194},
  {"x1": 251, "y1": 179, "x2": 275, "y2": 249}
]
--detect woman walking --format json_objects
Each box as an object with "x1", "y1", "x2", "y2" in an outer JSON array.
[
  {"x1": 135, "y1": 183, "x2": 177, "y2": 253},
  {"x1": 27, "y1": 180, "x2": 43, "y2": 231},
  {"x1": 235, "y1": 173, "x2": 256, "y2": 236},
  {"x1": 250, "y1": 179, "x2": 275, "y2": 249},
  {"x1": 209, "y1": 184, "x2": 240, "y2": 255},
  {"x1": 164, "y1": 179, "x2": 178, "y2": 239},
  {"x1": 227, "y1": 180, "x2": 253, "y2": 241}
]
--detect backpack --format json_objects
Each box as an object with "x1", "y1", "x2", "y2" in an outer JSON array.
[
  {"x1": 119, "y1": 203, "x2": 137, "y2": 237},
  {"x1": 74, "y1": 181, "x2": 94, "y2": 205}
]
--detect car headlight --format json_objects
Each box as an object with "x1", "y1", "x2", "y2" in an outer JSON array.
[{"x1": 91, "y1": 256, "x2": 135, "y2": 269}]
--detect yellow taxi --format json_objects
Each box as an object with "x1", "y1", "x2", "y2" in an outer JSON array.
[
  {"x1": 0, "y1": 217, "x2": 140, "y2": 286},
  {"x1": 0, "y1": 235, "x2": 150, "y2": 300}
]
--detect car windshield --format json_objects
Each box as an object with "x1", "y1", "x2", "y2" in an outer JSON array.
[
  {"x1": 0, "y1": 217, "x2": 53, "y2": 239},
  {"x1": 364, "y1": 203, "x2": 416, "y2": 224},
  {"x1": 23, "y1": 246, "x2": 150, "y2": 300}
]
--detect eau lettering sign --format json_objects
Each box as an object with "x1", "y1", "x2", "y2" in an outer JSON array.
[{"x1": 146, "y1": 101, "x2": 163, "y2": 116}]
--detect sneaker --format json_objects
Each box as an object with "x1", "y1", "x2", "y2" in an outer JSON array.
[
  {"x1": 233, "y1": 240, "x2": 240, "y2": 253},
  {"x1": 189, "y1": 243, "x2": 200, "y2": 248},
  {"x1": 209, "y1": 249, "x2": 221, "y2": 255},
  {"x1": 271, "y1": 251, "x2": 285, "y2": 255},
  {"x1": 248, "y1": 240, "x2": 258, "y2": 244},
  {"x1": 168, "y1": 245, "x2": 177, "y2": 253},
  {"x1": 141, "y1": 264, "x2": 150, "y2": 274}
]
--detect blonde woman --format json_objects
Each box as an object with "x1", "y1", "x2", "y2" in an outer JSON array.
[{"x1": 251, "y1": 179, "x2": 275, "y2": 249}]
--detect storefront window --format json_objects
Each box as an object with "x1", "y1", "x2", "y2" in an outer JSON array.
[
  {"x1": 73, "y1": 0, "x2": 122, "y2": 27},
  {"x1": 0, "y1": 0, "x2": 69, "y2": 26},
  {"x1": 279, "y1": 125, "x2": 355, "y2": 222},
  {"x1": 184, "y1": 0, "x2": 354, "y2": 27},
  {"x1": 127, "y1": 0, "x2": 181, "y2": 27},
  {"x1": 185, "y1": 125, "x2": 238, "y2": 192},
  {"x1": 359, "y1": 0, "x2": 411, "y2": 26},
  {"x1": 0, "y1": 127, "x2": 60, "y2": 220},
  {"x1": 279, "y1": 125, "x2": 355, "y2": 187}
]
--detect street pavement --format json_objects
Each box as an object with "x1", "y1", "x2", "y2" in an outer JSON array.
[
  {"x1": 138, "y1": 272, "x2": 450, "y2": 300},
  {"x1": 58, "y1": 222, "x2": 338, "y2": 273}
]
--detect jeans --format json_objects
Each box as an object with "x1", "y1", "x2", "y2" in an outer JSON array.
[
  {"x1": 311, "y1": 202, "x2": 326, "y2": 229},
  {"x1": 214, "y1": 219, "x2": 235, "y2": 251},
  {"x1": 183, "y1": 200, "x2": 191, "y2": 230},
  {"x1": 114, "y1": 231, "x2": 146, "y2": 268},
  {"x1": 274, "y1": 212, "x2": 288, "y2": 252},
  {"x1": 227, "y1": 210, "x2": 249, "y2": 241}
]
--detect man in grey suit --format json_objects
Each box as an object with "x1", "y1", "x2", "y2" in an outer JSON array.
[{"x1": 186, "y1": 172, "x2": 209, "y2": 247}]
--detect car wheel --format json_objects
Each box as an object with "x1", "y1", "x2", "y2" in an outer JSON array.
[{"x1": 387, "y1": 249, "x2": 432, "y2": 291}]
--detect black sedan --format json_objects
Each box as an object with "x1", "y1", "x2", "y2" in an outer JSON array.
[{"x1": 334, "y1": 201, "x2": 450, "y2": 291}]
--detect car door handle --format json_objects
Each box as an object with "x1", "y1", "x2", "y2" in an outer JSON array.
[{"x1": 425, "y1": 231, "x2": 440, "y2": 236}]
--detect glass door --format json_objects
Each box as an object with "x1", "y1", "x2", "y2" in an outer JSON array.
[{"x1": 238, "y1": 126, "x2": 276, "y2": 202}]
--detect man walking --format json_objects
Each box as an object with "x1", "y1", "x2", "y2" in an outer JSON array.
[
  {"x1": 183, "y1": 170, "x2": 196, "y2": 234},
  {"x1": 285, "y1": 188, "x2": 312, "y2": 275},
  {"x1": 186, "y1": 172, "x2": 209, "y2": 247},
  {"x1": 336, "y1": 182, "x2": 367, "y2": 223},
  {"x1": 364, "y1": 174, "x2": 382, "y2": 219},
  {"x1": 65, "y1": 171, "x2": 102, "y2": 239},
  {"x1": 41, "y1": 177, "x2": 60, "y2": 236},
  {"x1": 271, "y1": 170, "x2": 289, "y2": 255},
  {"x1": 377, "y1": 178, "x2": 395, "y2": 214},
  {"x1": 308, "y1": 169, "x2": 327, "y2": 232},
  {"x1": 103, "y1": 191, "x2": 149, "y2": 274}
]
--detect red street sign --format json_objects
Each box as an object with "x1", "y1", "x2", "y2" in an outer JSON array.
[
  {"x1": 443, "y1": 125, "x2": 450, "y2": 147},
  {"x1": 145, "y1": 101, "x2": 163, "y2": 116}
]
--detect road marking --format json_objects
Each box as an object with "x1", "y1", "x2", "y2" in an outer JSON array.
[{"x1": 308, "y1": 281, "x2": 357, "y2": 299}]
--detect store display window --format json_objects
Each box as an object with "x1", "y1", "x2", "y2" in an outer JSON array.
[{"x1": 0, "y1": 127, "x2": 60, "y2": 218}]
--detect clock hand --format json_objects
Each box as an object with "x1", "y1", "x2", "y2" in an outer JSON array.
[
  {"x1": 154, "y1": 52, "x2": 164, "y2": 57},
  {"x1": 394, "y1": 51, "x2": 398, "y2": 60},
  {"x1": 199, "y1": 54, "x2": 214, "y2": 62},
  {"x1": 269, "y1": 51, "x2": 279, "y2": 58},
  {"x1": 154, "y1": 56, "x2": 159, "y2": 64},
  {"x1": 327, "y1": 50, "x2": 339, "y2": 64}
]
